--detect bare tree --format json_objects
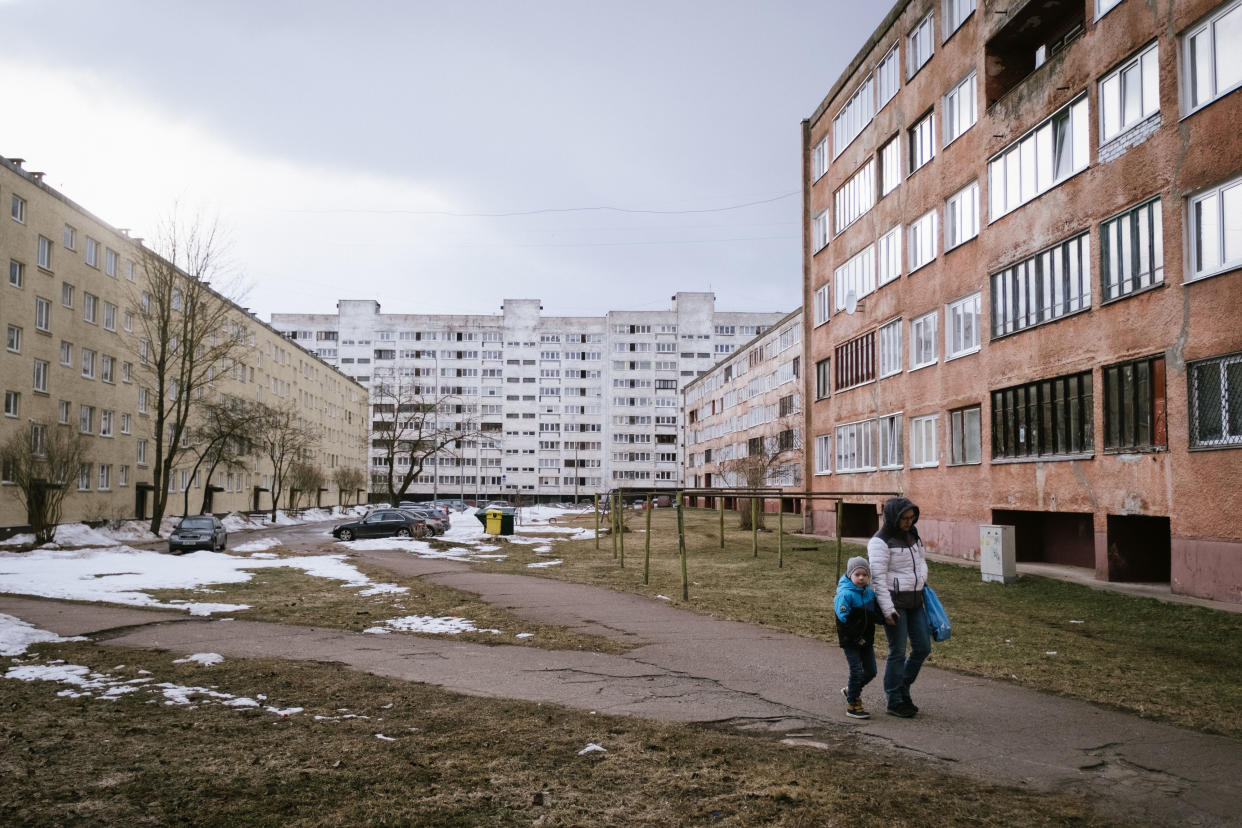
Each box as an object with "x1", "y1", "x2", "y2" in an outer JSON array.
[
  {"x1": 182, "y1": 395, "x2": 266, "y2": 516},
  {"x1": 130, "y1": 209, "x2": 248, "y2": 534},
  {"x1": 256, "y1": 401, "x2": 318, "y2": 523},
  {"x1": 0, "y1": 425, "x2": 89, "y2": 545},
  {"x1": 717, "y1": 416, "x2": 803, "y2": 530},
  {"x1": 287, "y1": 461, "x2": 325, "y2": 509},
  {"x1": 332, "y1": 466, "x2": 367, "y2": 506},
  {"x1": 371, "y1": 380, "x2": 484, "y2": 503}
]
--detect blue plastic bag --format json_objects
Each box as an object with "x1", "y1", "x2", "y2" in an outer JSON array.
[{"x1": 925, "y1": 586, "x2": 951, "y2": 642}]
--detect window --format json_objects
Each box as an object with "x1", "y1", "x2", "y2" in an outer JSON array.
[
  {"x1": 879, "y1": 135, "x2": 901, "y2": 196},
  {"x1": 3, "y1": 391, "x2": 18, "y2": 418},
  {"x1": 84, "y1": 237, "x2": 99, "y2": 268},
  {"x1": 98, "y1": 465, "x2": 111, "y2": 490},
  {"x1": 9, "y1": 260, "x2": 23, "y2": 288},
  {"x1": 991, "y1": 231, "x2": 1090, "y2": 337},
  {"x1": 908, "y1": 210, "x2": 938, "y2": 272},
  {"x1": 6, "y1": 325, "x2": 19, "y2": 353},
  {"x1": 1101, "y1": 197, "x2": 1163, "y2": 300},
  {"x1": 992, "y1": 370, "x2": 1094, "y2": 459},
  {"x1": 813, "y1": 285, "x2": 830, "y2": 327},
  {"x1": 814, "y1": 434, "x2": 832, "y2": 474},
  {"x1": 989, "y1": 95, "x2": 1089, "y2": 220},
  {"x1": 834, "y1": 244, "x2": 875, "y2": 312},
  {"x1": 879, "y1": 413, "x2": 903, "y2": 468},
  {"x1": 1184, "y1": 0, "x2": 1242, "y2": 113},
  {"x1": 63, "y1": 225, "x2": 76, "y2": 249},
  {"x1": 833, "y1": 76, "x2": 875, "y2": 159},
  {"x1": 61, "y1": 282, "x2": 74, "y2": 308},
  {"x1": 815, "y1": 358, "x2": 831, "y2": 399},
  {"x1": 834, "y1": 159, "x2": 876, "y2": 233},
  {"x1": 121, "y1": 361, "x2": 132, "y2": 383},
  {"x1": 946, "y1": 293, "x2": 981, "y2": 359},
  {"x1": 83, "y1": 292, "x2": 98, "y2": 324},
  {"x1": 878, "y1": 318, "x2": 902, "y2": 377},
  {"x1": 103, "y1": 302, "x2": 117, "y2": 331},
  {"x1": 121, "y1": 413, "x2": 130, "y2": 434},
  {"x1": 33, "y1": 359, "x2": 48, "y2": 393},
  {"x1": 877, "y1": 226, "x2": 901, "y2": 286},
  {"x1": 911, "y1": 311, "x2": 938, "y2": 369},
  {"x1": 101, "y1": 355, "x2": 115, "y2": 383},
  {"x1": 11, "y1": 194, "x2": 26, "y2": 222},
  {"x1": 877, "y1": 44, "x2": 900, "y2": 107},
  {"x1": 812, "y1": 211, "x2": 829, "y2": 252},
  {"x1": 908, "y1": 13, "x2": 935, "y2": 78},
  {"x1": 119, "y1": 465, "x2": 128, "y2": 487},
  {"x1": 950, "y1": 406, "x2": 982, "y2": 464},
  {"x1": 58, "y1": 400, "x2": 70, "y2": 424},
  {"x1": 1189, "y1": 352, "x2": 1242, "y2": 448},
  {"x1": 105, "y1": 248, "x2": 118, "y2": 277},
  {"x1": 35, "y1": 297, "x2": 50, "y2": 331},
  {"x1": 944, "y1": 72, "x2": 977, "y2": 145},
  {"x1": 37, "y1": 236, "x2": 52, "y2": 270},
  {"x1": 1188, "y1": 174, "x2": 1242, "y2": 280},
  {"x1": 81, "y1": 349, "x2": 96, "y2": 379},
  {"x1": 835, "y1": 419, "x2": 876, "y2": 472},
  {"x1": 945, "y1": 181, "x2": 979, "y2": 249},
  {"x1": 909, "y1": 111, "x2": 935, "y2": 172},
  {"x1": 812, "y1": 137, "x2": 830, "y2": 181},
  {"x1": 835, "y1": 331, "x2": 875, "y2": 390},
  {"x1": 100, "y1": 410, "x2": 114, "y2": 437},
  {"x1": 944, "y1": 0, "x2": 975, "y2": 37},
  {"x1": 30, "y1": 424, "x2": 45, "y2": 456},
  {"x1": 1096, "y1": 0, "x2": 1124, "y2": 18},
  {"x1": 137, "y1": 438, "x2": 148, "y2": 465},
  {"x1": 1104, "y1": 355, "x2": 1166, "y2": 451},
  {"x1": 79, "y1": 404, "x2": 94, "y2": 434},
  {"x1": 60, "y1": 341, "x2": 72, "y2": 365},
  {"x1": 1100, "y1": 43, "x2": 1159, "y2": 144},
  {"x1": 78, "y1": 464, "x2": 90, "y2": 491},
  {"x1": 911, "y1": 415, "x2": 938, "y2": 467}
]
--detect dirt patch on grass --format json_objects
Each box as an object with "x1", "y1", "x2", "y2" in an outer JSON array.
[{"x1": 1, "y1": 640, "x2": 1125, "y2": 826}]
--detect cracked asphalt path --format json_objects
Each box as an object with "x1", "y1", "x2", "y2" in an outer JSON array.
[{"x1": 3, "y1": 546, "x2": 1239, "y2": 827}]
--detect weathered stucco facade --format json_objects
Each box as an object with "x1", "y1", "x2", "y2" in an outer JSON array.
[
  {"x1": 802, "y1": 0, "x2": 1242, "y2": 602},
  {"x1": 0, "y1": 157, "x2": 369, "y2": 531}
]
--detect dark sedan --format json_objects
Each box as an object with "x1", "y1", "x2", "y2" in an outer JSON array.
[
  {"x1": 168, "y1": 515, "x2": 228, "y2": 554},
  {"x1": 330, "y1": 509, "x2": 425, "y2": 541}
]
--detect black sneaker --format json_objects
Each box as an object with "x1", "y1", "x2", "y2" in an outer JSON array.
[
  {"x1": 902, "y1": 696, "x2": 919, "y2": 714},
  {"x1": 886, "y1": 701, "x2": 916, "y2": 718}
]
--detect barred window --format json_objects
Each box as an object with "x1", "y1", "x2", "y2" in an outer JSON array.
[
  {"x1": 1101, "y1": 197, "x2": 1163, "y2": 301},
  {"x1": 991, "y1": 231, "x2": 1090, "y2": 337},
  {"x1": 1189, "y1": 352, "x2": 1242, "y2": 448},
  {"x1": 1104, "y1": 355, "x2": 1166, "y2": 451},
  {"x1": 834, "y1": 331, "x2": 875, "y2": 391},
  {"x1": 991, "y1": 370, "x2": 1093, "y2": 459}
]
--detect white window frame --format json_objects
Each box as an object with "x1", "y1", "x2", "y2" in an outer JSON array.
[
  {"x1": 3, "y1": 391, "x2": 18, "y2": 418},
  {"x1": 37, "y1": 236, "x2": 52, "y2": 270},
  {"x1": 6, "y1": 325, "x2": 19, "y2": 353},
  {"x1": 879, "y1": 412, "x2": 903, "y2": 469},
  {"x1": 834, "y1": 418, "x2": 876, "y2": 473},
  {"x1": 1189, "y1": 352, "x2": 1242, "y2": 447},
  {"x1": 35, "y1": 297, "x2": 50, "y2": 331},
  {"x1": 876, "y1": 44, "x2": 900, "y2": 108},
  {"x1": 813, "y1": 285, "x2": 830, "y2": 327},
  {"x1": 814, "y1": 434, "x2": 832, "y2": 475},
  {"x1": 1100, "y1": 42, "x2": 1159, "y2": 144},
  {"x1": 812, "y1": 137, "x2": 830, "y2": 181},
  {"x1": 909, "y1": 111, "x2": 936, "y2": 173},
  {"x1": 833, "y1": 244, "x2": 875, "y2": 313},
  {"x1": 85, "y1": 237, "x2": 99, "y2": 268},
  {"x1": 1096, "y1": 0, "x2": 1124, "y2": 20},
  {"x1": 990, "y1": 231, "x2": 1092, "y2": 336},
  {"x1": 945, "y1": 180, "x2": 980, "y2": 250},
  {"x1": 943, "y1": 71, "x2": 977, "y2": 146},
  {"x1": 943, "y1": 0, "x2": 975, "y2": 39},
  {"x1": 1101, "y1": 196, "x2": 1164, "y2": 300},
  {"x1": 908, "y1": 210, "x2": 939, "y2": 272},
  {"x1": 989, "y1": 95, "x2": 1090, "y2": 220},
  {"x1": 907, "y1": 13, "x2": 935, "y2": 79},
  {"x1": 1183, "y1": 0, "x2": 1242, "y2": 114},
  {"x1": 877, "y1": 226, "x2": 902, "y2": 286},
  {"x1": 1188, "y1": 173, "x2": 1242, "y2": 281},
  {"x1": 833, "y1": 75, "x2": 875, "y2": 160},
  {"x1": 911, "y1": 311, "x2": 939, "y2": 369},
  {"x1": 950, "y1": 405, "x2": 982, "y2": 465},
  {"x1": 9, "y1": 260, "x2": 23, "y2": 288},
  {"x1": 946, "y1": 293, "x2": 982, "y2": 359},
  {"x1": 911, "y1": 414, "x2": 939, "y2": 467},
  {"x1": 812, "y1": 210, "x2": 829, "y2": 252},
  {"x1": 11, "y1": 194, "x2": 26, "y2": 223},
  {"x1": 879, "y1": 135, "x2": 901, "y2": 196},
  {"x1": 834, "y1": 159, "x2": 876, "y2": 234},
  {"x1": 33, "y1": 359, "x2": 48, "y2": 393},
  {"x1": 879, "y1": 317, "x2": 903, "y2": 378}
]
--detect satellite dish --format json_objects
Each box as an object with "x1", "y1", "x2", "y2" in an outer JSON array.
[{"x1": 844, "y1": 290, "x2": 858, "y2": 315}]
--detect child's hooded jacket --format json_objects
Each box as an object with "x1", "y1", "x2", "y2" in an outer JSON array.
[{"x1": 834, "y1": 573, "x2": 880, "y2": 648}]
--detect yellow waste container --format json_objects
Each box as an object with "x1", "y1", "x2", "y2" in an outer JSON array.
[{"x1": 485, "y1": 509, "x2": 503, "y2": 535}]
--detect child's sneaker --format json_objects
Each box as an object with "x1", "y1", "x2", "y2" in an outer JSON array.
[{"x1": 842, "y1": 688, "x2": 870, "y2": 719}]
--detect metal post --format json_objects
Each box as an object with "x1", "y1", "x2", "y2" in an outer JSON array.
[
  {"x1": 644, "y1": 493, "x2": 652, "y2": 585},
  {"x1": 834, "y1": 497, "x2": 844, "y2": 581},
  {"x1": 677, "y1": 491, "x2": 688, "y2": 601},
  {"x1": 778, "y1": 507, "x2": 784, "y2": 569},
  {"x1": 618, "y1": 493, "x2": 625, "y2": 569},
  {"x1": 594, "y1": 492, "x2": 600, "y2": 549},
  {"x1": 751, "y1": 494, "x2": 758, "y2": 558},
  {"x1": 718, "y1": 495, "x2": 725, "y2": 549},
  {"x1": 611, "y1": 492, "x2": 619, "y2": 560}
]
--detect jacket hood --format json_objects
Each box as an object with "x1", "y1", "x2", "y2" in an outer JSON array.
[
  {"x1": 837, "y1": 573, "x2": 864, "y2": 592},
  {"x1": 875, "y1": 496, "x2": 920, "y2": 543}
]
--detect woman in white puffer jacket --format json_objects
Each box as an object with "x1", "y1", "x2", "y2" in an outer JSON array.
[{"x1": 867, "y1": 496, "x2": 930, "y2": 718}]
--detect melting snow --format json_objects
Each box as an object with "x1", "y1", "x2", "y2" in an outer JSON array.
[
  {"x1": 173, "y1": 653, "x2": 224, "y2": 666},
  {"x1": 364, "y1": 616, "x2": 502, "y2": 635}
]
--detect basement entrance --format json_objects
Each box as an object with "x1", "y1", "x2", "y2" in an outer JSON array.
[
  {"x1": 839, "y1": 502, "x2": 879, "y2": 538},
  {"x1": 992, "y1": 509, "x2": 1095, "y2": 568},
  {"x1": 1106, "y1": 514, "x2": 1171, "y2": 583}
]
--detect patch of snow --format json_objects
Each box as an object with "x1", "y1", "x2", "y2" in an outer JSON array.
[
  {"x1": 232, "y1": 538, "x2": 283, "y2": 554},
  {"x1": 577, "y1": 743, "x2": 606, "y2": 755},
  {"x1": 173, "y1": 653, "x2": 224, "y2": 666},
  {"x1": 515, "y1": 633, "x2": 534, "y2": 639},
  {"x1": 364, "y1": 616, "x2": 501, "y2": 635},
  {"x1": 376, "y1": 733, "x2": 397, "y2": 741},
  {"x1": 656, "y1": 595, "x2": 671, "y2": 601},
  {"x1": 527, "y1": 560, "x2": 562, "y2": 568},
  {"x1": 0, "y1": 613, "x2": 87, "y2": 656}
]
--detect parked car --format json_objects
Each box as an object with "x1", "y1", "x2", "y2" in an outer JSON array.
[
  {"x1": 168, "y1": 515, "x2": 228, "y2": 554},
  {"x1": 433, "y1": 499, "x2": 470, "y2": 512},
  {"x1": 331, "y1": 509, "x2": 426, "y2": 541},
  {"x1": 398, "y1": 504, "x2": 447, "y2": 535}
]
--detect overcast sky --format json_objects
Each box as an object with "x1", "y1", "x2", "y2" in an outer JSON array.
[{"x1": 2, "y1": 1, "x2": 887, "y2": 320}]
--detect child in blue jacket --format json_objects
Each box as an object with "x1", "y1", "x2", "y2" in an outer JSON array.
[{"x1": 834, "y1": 556, "x2": 880, "y2": 719}]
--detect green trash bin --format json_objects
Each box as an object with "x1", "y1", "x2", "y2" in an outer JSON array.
[{"x1": 483, "y1": 507, "x2": 516, "y2": 536}]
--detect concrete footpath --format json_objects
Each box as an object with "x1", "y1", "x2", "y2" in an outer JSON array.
[{"x1": 3, "y1": 548, "x2": 1239, "y2": 827}]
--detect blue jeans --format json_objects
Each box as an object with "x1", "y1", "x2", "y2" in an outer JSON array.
[
  {"x1": 842, "y1": 644, "x2": 877, "y2": 701},
  {"x1": 882, "y1": 605, "x2": 931, "y2": 706}
]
